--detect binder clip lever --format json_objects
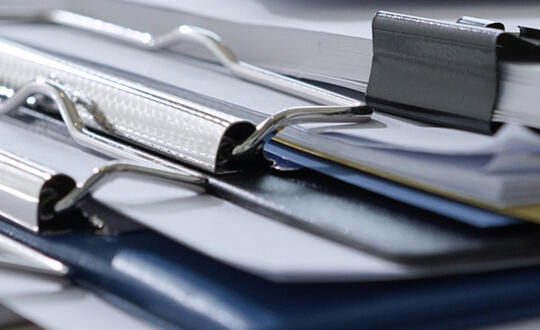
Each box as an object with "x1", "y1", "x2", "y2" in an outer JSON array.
[
  {"x1": 0, "y1": 148, "x2": 206, "y2": 233},
  {"x1": 0, "y1": 78, "x2": 207, "y2": 232}
]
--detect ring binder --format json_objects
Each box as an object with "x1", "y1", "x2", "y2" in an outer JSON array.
[{"x1": 0, "y1": 10, "x2": 371, "y2": 165}]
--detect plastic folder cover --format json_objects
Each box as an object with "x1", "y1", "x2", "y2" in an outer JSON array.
[{"x1": 3, "y1": 214, "x2": 540, "y2": 329}]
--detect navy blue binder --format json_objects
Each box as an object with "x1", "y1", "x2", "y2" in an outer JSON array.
[{"x1": 3, "y1": 205, "x2": 540, "y2": 330}]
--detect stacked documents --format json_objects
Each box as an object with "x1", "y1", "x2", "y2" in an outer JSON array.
[
  {"x1": 0, "y1": 1, "x2": 539, "y2": 329},
  {"x1": 308, "y1": 116, "x2": 540, "y2": 207},
  {"x1": 495, "y1": 61, "x2": 540, "y2": 128},
  {"x1": 111, "y1": 0, "x2": 540, "y2": 135},
  {"x1": 1, "y1": 2, "x2": 540, "y2": 222}
]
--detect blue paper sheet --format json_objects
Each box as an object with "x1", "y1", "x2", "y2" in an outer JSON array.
[{"x1": 264, "y1": 141, "x2": 520, "y2": 228}]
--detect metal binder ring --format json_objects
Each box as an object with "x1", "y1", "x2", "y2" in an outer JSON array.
[{"x1": 53, "y1": 161, "x2": 207, "y2": 214}]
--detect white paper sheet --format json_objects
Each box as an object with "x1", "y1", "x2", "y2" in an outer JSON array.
[
  {"x1": 124, "y1": 0, "x2": 540, "y2": 40},
  {"x1": 0, "y1": 268, "x2": 155, "y2": 330},
  {"x1": 321, "y1": 115, "x2": 540, "y2": 156}
]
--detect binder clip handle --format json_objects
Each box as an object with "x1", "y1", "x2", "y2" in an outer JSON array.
[
  {"x1": 456, "y1": 16, "x2": 505, "y2": 30},
  {"x1": 0, "y1": 147, "x2": 206, "y2": 234},
  {"x1": 54, "y1": 161, "x2": 207, "y2": 214}
]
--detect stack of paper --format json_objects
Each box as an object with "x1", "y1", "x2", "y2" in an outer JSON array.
[
  {"x1": 99, "y1": 0, "x2": 540, "y2": 91},
  {"x1": 495, "y1": 61, "x2": 540, "y2": 128},
  {"x1": 312, "y1": 114, "x2": 540, "y2": 207},
  {"x1": 2, "y1": 8, "x2": 540, "y2": 218},
  {"x1": 1, "y1": 2, "x2": 540, "y2": 328}
]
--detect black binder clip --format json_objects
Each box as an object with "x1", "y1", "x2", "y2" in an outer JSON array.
[{"x1": 366, "y1": 11, "x2": 540, "y2": 134}]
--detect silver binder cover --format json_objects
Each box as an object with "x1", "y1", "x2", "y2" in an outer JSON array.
[
  {"x1": 0, "y1": 38, "x2": 253, "y2": 172},
  {"x1": 0, "y1": 149, "x2": 75, "y2": 232}
]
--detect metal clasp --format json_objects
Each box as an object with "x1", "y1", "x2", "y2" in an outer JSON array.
[
  {"x1": 0, "y1": 147, "x2": 206, "y2": 233},
  {"x1": 0, "y1": 77, "x2": 207, "y2": 232}
]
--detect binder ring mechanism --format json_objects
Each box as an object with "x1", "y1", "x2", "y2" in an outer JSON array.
[
  {"x1": 0, "y1": 142, "x2": 206, "y2": 234},
  {"x1": 1, "y1": 10, "x2": 372, "y2": 160},
  {"x1": 0, "y1": 10, "x2": 372, "y2": 233},
  {"x1": 0, "y1": 78, "x2": 208, "y2": 232}
]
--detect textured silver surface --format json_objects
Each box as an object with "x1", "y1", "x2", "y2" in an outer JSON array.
[{"x1": 0, "y1": 38, "x2": 249, "y2": 172}]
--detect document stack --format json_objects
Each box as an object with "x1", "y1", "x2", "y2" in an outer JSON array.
[{"x1": 0, "y1": 1, "x2": 539, "y2": 329}]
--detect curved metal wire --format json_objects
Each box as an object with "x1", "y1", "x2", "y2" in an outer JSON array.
[{"x1": 54, "y1": 161, "x2": 207, "y2": 213}]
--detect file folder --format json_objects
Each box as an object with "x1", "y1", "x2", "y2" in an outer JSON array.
[
  {"x1": 0, "y1": 8, "x2": 539, "y2": 265},
  {"x1": 5, "y1": 9, "x2": 539, "y2": 226},
  {"x1": 0, "y1": 7, "x2": 539, "y2": 329},
  {"x1": 5, "y1": 107, "x2": 540, "y2": 273},
  {"x1": 3, "y1": 209, "x2": 540, "y2": 330}
]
